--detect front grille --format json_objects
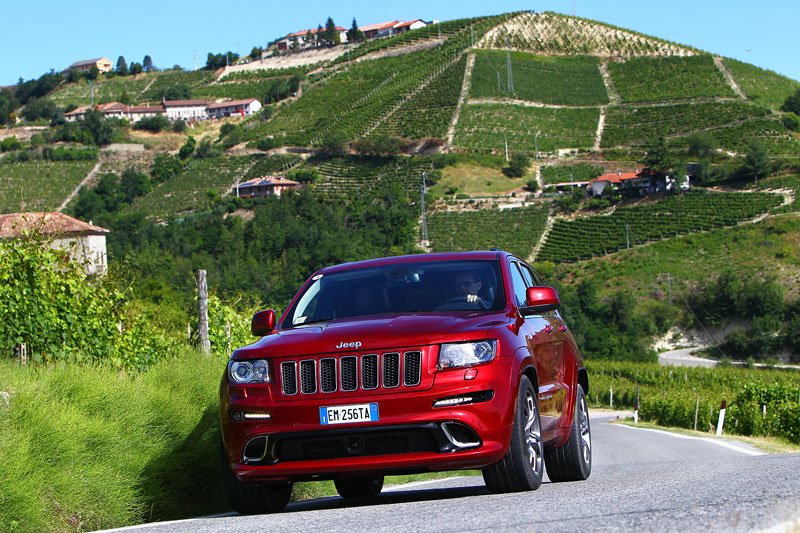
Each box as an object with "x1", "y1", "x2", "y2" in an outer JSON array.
[
  {"x1": 279, "y1": 351, "x2": 423, "y2": 395},
  {"x1": 281, "y1": 362, "x2": 297, "y2": 395},
  {"x1": 275, "y1": 428, "x2": 437, "y2": 461}
]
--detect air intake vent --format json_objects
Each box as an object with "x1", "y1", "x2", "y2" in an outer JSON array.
[
  {"x1": 320, "y1": 358, "x2": 336, "y2": 393},
  {"x1": 383, "y1": 353, "x2": 400, "y2": 388},
  {"x1": 281, "y1": 362, "x2": 297, "y2": 395},
  {"x1": 362, "y1": 354, "x2": 378, "y2": 389},
  {"x1": 404, "y1": 351, "x2": 422, "y2": 386},
  {"x1": 341, "y1": 356, "x2": 357, "y2": 391},
  {"x1": 300, "y1": 360, "x2": 316, "y2": 394}
]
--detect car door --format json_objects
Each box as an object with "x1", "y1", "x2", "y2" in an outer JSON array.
[{"x1": 514, "y1": 260, "x2": 568, "y2": 433}]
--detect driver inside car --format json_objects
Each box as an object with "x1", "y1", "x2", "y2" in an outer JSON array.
[{"x1": 453, "y1": 272, "x2": 490, "y2": 307}]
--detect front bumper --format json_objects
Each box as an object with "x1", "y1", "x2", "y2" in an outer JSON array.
[{"x1": 220, "y1": 358, "x2": 515, "y2": 482}]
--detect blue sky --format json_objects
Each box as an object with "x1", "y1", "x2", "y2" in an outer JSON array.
[{"x1": 1, "y1": 0, "x2": 797, "y2": 87}]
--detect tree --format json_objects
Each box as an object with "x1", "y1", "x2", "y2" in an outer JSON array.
[
  {"x1": 0, "y1": 91, "x2": 18, "y2": 125},
  {"x1": 305, "y1": 30, "x2": 314, "y2": 48},
  {"x1": 120, "y1": 168, "x2": 152, "y2": 202},
  {"x1": 323, "y1": 17, "x2": 341, "y2": 46},
  {"x1": 179, "y1": 136, "x2": 196, "y2": 159},
  {"x1": 503, "y1": 153, "x2": 530, "y2": 178},
  {"x1": 781, "y1": 88, "x2": 800, "y2": 115},
  {"x1": 641, "y1": 136, "x2": 677, "y2": 178},
  {"x1": 129, "y1": 62, "x2": 143, "y2": 75},
  {"x1": 250, "y1": 46, "x2": 263, "y2": 60},
  {"x1": 81, "y1": 108, "x2": 117, "y2": 146},
  {"x1": 346, "y1": 18, "x2": 365, "y2": 43},
  {"x1": 21, "y1": 97, "x2": 59, "y2": 122},
  {"x1": 143, "y1": 55, "x2": 154, "y2": 72},
  {"x1": 318, "y1": 131, "x2": 348, "y2": 155},
  {"x1": 116, "y1": 56, "x2": 128, "y2": 76},
  {"x1": 86, "y1": 66, "x2": 100, "y2": 80},
  {"x1": 741, "y1": 140, "x2": 770, "y2": 181},
  {"x1": 119, "y1": 89, "x2": 132, "y2": 105},
  {"x1": 687, "y1": 133, "x2": 717, "y2": 159}
]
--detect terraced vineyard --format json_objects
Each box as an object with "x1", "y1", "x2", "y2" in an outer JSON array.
[
  {"x1": 537, "y1": 191, "x2": 783, "y2": 263},
  {"x1": 669, "y1": 117, "x2": 800, "y2": 159},
  {"x1": 368, "y1": 56, "x2": 466, "y2": 140},
  {"x1": 243, "y1": 154, "x2": 303, "y2": 180},
  {"x1": 192, "y1": 78, "x2": 290, "y2": 101},
  {"x1": 428, "y1": 204, "x2": 550, "y2": 257},
  {"x1": 755, "y1": 174, "x2": 800, "y2": 214},
  {"x1": 479, "y1": 11, "x2": 695, "y2": 57},
  {"x1": 139, "y1": 70, "x2": 216, "y2": 101},
  {"x1": 308, "y1": 156, "x2": 432, "y2": 198},
  {"x1": 724, "y1": 58, "x2": 800, "y2": 111},
  {"x1": 0, "y1": 160, "x2": 95, "y2": 213},
  {"x1": 608, "y1": 55, "x2": 735, "y2": 102},
  {"x1": 126, "y1": 156, "x2": 255, "y2": 218},
  {"x1": 601, "y1": 100, "x2": 770, "y2": 148},
  {"x1": 470, "y1": 51, "x2": 608, "y2": 106},
  {"x1": 541, "y1": 163, "x2": 603, "y2": 185},
  {"x1": 246, "y1": 15, "x2": 509, "y2": 147},
  {"x1": 46, "y1": 76, "x2": 153, "y2": 107},
  {"x1": 454, "y1": 103, "x2": 599, "y2": 154}
]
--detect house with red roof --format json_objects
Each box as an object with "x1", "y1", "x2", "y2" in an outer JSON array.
[
  {"x1": 236, "y1": 176, "x2": 301, "y2": 198},
  {"x1": 276, "y1": 26, "x2": 348, "y2": 51},
  {"x1": 0, "y1": 212, "x2": 109, "y2": 275},
  {"x1": 207, "y1": 98, "x2": 262, "y2": 119}
]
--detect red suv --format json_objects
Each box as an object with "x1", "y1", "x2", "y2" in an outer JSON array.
[{"x1": 219, "y1": 251, "x2": 591, "y2": 514}]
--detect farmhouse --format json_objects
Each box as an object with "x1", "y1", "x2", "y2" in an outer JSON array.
[
  {"x1": 67, "y1": 57, "x2": 113, "y2": 74},
  {"x1": 588, "y1": 170, "x2": 690, "y2": 196},
  {"x1": 276, "y1": 26, "x2": 348, "y2": 51},
  {"x1": 207, "y1": 98, "x2": 263, "y2": 118},
  {"x1": 162, "y1": 99, "x2": 209, "y2": 121},
  {"x1": 65, "y1": 102, "x2": 166, "y2": 123},
  {"x1": 237, "y1": 176, "x2": 301, "y2": 198},
  {"x1": 0, "y1": 212, "x2": 109, "y2": 276}
]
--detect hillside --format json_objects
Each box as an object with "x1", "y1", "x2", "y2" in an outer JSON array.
[{"x1": 2, "y1": 10, "x2": 800, "y2": 365}]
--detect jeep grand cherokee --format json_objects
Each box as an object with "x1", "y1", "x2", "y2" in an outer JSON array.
[{"x1": 219, "y1": 251, "x2": 591, "y2": 514}]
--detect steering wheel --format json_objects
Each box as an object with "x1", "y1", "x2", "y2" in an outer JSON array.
[{"x1": 436, "y1": 296, "x2": 489, "y2": 311}]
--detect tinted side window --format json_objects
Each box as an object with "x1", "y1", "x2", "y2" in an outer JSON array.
[
  {"x1": 519, "y1": 262, "x2": 543, "y2": 287},
  {"x1": 509, "y1": 261, "x2": 528, "y2": 307}
]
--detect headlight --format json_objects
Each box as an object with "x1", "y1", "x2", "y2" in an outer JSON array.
[
  {"x1": 438, "y1": 340, "x2": 496, "y2": 369},
  {"x1": 228, "y1": 360, "x2": 270, "y2": 384}
]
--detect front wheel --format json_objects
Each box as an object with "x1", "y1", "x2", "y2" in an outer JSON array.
[
  {"x1": 544, "y1": 384, "x2": 592, "y2": 482},
  {"x1": 220, "y1": 442, "x2": 292, "y2": 514},
  {"x1": 482, "y1": 375, "x2": 544, "y2": 493},
  {"x1": 334, "y1": 476, "x2": 384, "y2": 499}
]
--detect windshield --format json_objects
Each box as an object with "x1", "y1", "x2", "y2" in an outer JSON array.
[{"x1": 285, "y1": 260, "x2": 505, "y2": 327}]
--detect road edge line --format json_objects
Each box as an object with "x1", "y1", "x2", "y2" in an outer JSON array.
[{"x1": 611, "y1": 422, "x2": 764, "y2": 456}]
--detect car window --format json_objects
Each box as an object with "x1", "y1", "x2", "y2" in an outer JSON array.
[
  {"x1": 509, "y1": 261, "x2": 528, "y2": 308},
  {"x1": 518, "y1": 262, "x2": 544, "y2": 287}
]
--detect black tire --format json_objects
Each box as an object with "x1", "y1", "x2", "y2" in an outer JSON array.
[
  {"x1": 544, "y1": 384, "x2": 592, "y2": 482},
  {"x1": 482, "y1": 375, "x2": 544, "y2": 493},
  {"x1": 220, "y1": 442, "x2": 292, "y2": 514},
  {"x1": 334, "y1": 476, "x2": 384, "y2": 499}
]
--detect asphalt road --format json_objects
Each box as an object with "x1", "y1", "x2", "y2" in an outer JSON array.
[{"x1": 105, "y1": 412, "x2": 800, "y2": 532}]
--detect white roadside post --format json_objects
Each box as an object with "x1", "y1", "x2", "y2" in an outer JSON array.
[
  {"x1": 715, "y1": 399, "x2": 727, "y2": 436},
  {"x1": 609, "y1": 387, "x2": 613, "y2": 408}
]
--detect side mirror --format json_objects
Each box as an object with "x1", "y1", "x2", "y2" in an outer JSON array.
[
  {"x1": 251, "y1": 309, "x2": 276, "y2": 336},
  {"x1": 522, "y1": 286, "x2": 560, "y2": 315}
]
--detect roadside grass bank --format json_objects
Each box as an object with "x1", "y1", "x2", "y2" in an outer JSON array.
[
  {"x1": 0, "y1": 349, "x2": 227, "y2": 532},
  {"x1": 0, "y1": 351, "x2": 479, "y2": 532}
]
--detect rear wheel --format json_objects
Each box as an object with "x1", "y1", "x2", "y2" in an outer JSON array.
[
  {"x1": 544, "y1": 384, "x2": 592, "y2": 482},
  {"x1": 482, "y1": 375, "x2": 544, "y2": 493},
  {"x1": 334, "y1": 476, "x2": 384, "y2": 499},
  {"x1": 220, "y1": 442, "x2": 292, "y2": 514}
]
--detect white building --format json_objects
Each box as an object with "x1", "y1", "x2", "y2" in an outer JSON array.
[
  {"x1": 162, "y1": 99, "x2": 209, "y2": 121},
  {"x1": 0, "y1": 212, "x2": 109, "y2": 275},
  {"x1": 207, "y1": 98, "x2": 263, "y2": 118}
]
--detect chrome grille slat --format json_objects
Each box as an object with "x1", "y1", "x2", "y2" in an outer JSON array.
[{"x1": 280, "y1": 351, "x2": 422, "y2": 395}]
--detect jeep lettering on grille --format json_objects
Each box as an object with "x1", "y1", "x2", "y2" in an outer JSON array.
[{"x1": 336, "y1": 341, "x2": 362, "y2": 349}]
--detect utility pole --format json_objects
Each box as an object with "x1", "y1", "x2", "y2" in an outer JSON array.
[
  {"x1": 504, "y1": 136, "x2": 509, "y2": 162},
  {"x1": 625, "y1": 223, "x2": 630, "y2": 249},
  {"x1": 89, "y1": 80, "x2": 94, "y2": 107},
  {"x1": 534, "y1": 130, "x2": 540, "y2": 160},
  {"x1": 420, "y1": 173, "x2": 429, "y2": 247},
  {"x1": 506, "y1": 35, "x2": 514, "y2": 94},
  {"x1": 197, "y1": 270, "x2": 210, "y2": 355}
]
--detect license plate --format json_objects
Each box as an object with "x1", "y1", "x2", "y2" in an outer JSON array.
[{"x1": 320, "y1": 403, "x2": 379, "y2": 425}]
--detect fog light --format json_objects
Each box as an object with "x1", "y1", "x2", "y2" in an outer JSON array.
[
  {"x1": 433, "y1": 396, "x2": 474, "y2": 408},
  {"x1": 243, "y1": 412, "x2": 271, "y2": 420},
  {"x1": 232, "y1": 410, "x2": 245, "y2": 421}
]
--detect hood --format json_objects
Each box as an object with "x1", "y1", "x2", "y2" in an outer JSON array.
[{"x1": 232, "y1": 312, "x2": 509, "y2": 359}]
